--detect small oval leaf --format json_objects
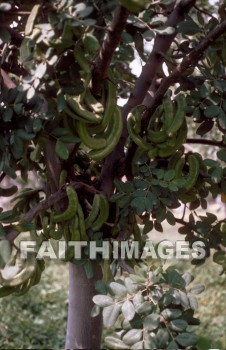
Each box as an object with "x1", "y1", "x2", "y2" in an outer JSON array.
[
  {"x1": 93, "y1": 295, "x2": 114, "y2": 307},
  {"x1": 122, "y1": 300, "x2": 136, "y2": 321},
  {"x1": 55, "y1": 139, "x2": 69, "y2": 160}
]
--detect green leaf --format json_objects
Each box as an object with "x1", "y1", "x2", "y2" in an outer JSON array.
[
  {"x1": 131, "y1": 197, "x2": 146, "y2": 215},
  {"x1": 195, "y1": 221, "x2": 211, "y2": 235},
  {"x1": 60, "y1": 136, "x2": 80, "y2": 143},
  {"x1": 169, "y1": 319, "x2": 188, "y2": 332},
  {"x1": 104, "y1": 336, "x2": 129, "y2": 349},
  {"x1": 135, "y1": 301, "x2": 153, "y2": 315},
  {"x1": 188, "y1": 293, "x2": 198, "y2": 310},
  {"x1": 217, "y1": 149, "x2": 226, "y2": 162},
  {"x1": 11, "y1": 136, "x2": 24, "y2": 159},
  {"x1": 164, "y1": 269, "x2": 186, "y2": 288},
  {"x1": 175, "y1": 332, "x2": 198, "y2": 347},
  {"x1": 109, "y1": 282, "x2": 127, "y2": 298},
  {"x1": 190, "y1": 284, "x2": 205, "y2": 295},
  {"x1": 132, "y1": 293, "x2": 144, "y2": 312},
  {"x1": 33, "y1": 119, "x2": 42, "y2": 133},
  {"x1": 103, "y1": 303, "x2": 122, "y2": 328},
  {"x1": 131, "y1": 341, "x2": 144, "y2": 349},
  {"x1": 143, "y1": 30, "x2": 155, "y2": 41},
  {"x1": 91, "y1": 304, "x2": 101, "y2": 317},
  {"x1": 133, "y1": 179, "x2": 149, "y2": 190},
  {"x1": 122, "y1": 181, "x2": 135, "y2": 193},
  {"x1": 3, "y1": 164, "x2": 17, "y2": 179},
  {"x1": 52, "y1": 128, "x2": 69, "y2": 137},
  {"x1": 164, "y1": 169, "x2": 175, "y2": 181},
  {"x1": 55, "y1": 139, "x2": 69, "y2": 160},
  {"x1": 0, "y1": 28, "x2": 11, "y2": 43},
  {"x1": 206, "y1": 212, "x2": 218, "y2": 223},
  {"x1": 156, "y1": 207, "x2": 165, "y2": 222},
  {"x1": 16, "y1": 129, "x2": 35, "y2": 140},
  {"x1": 57, "y1": 91, "x2": 66, "y2": 112},
  {"x1": 95, "y1": 280, "x2": 108, "y2": 295},
  {"x1": 156, "y1": 329, "x2": 169, "y2": 348},
  {"x1": 149, "y1": 16, "x2": 167, "y2": 26},
  {"x1": 13, "y1": 103, "x2": 23, "y2": 115},
  {"x1": 84, "y1": 260, "x2": 93, "y2": 279},
  {"x1": 122, "y1": 300, "x2": 136, "y2": 321},
  {"x1": 166, "y1": 211, "x2": 176, "y2": 226},
  {"x1": 168, "y1": 182, "x2": 178, "y2": 191},
  {"x1": 143, "y1": 332, "x2": 157, "y2": 349},
  {"x1": 93, "y1": 295, "x2": 114, "y2": 307},
  {"x1": 154, "y1": 168, "x2": 164, "y2": 179},
  {"x1": 166, "y1": 340, "x2": 179, "y2": 349},
  {"x1": 160, "y1": 292, "x2": 174, "y2": 307},
  {"x1": 75, "y1": 4, "x2": 93, "y2": 18},
  {"x1": 124, "y1": 277, "x2": 139, "y2": 295},
  {"x1": 123, "y1": 329, "x2": 142, "y2": 346},
  {"x1": 143, "y1": 220, "x2": 153, "y2": 234},
  {"x1": 204, "y1": 105, "x2": 221, "y2": 118},
  {"x1": 196, "y1": 120, "x2": 214, "y2": 136},
  {"x1": 83, "y1": 33, "x2": 100, "y2": 52},
  {"x1": 154, "y1": 221, "x2": 163, "y2": 232},
  {"x1": 178, "y1": 225, "x2": 192, "y2": 235},
  {"x1": 118, "y1": 0, "x2": 148, "y2": 13},
  {"x1": 203, "y1": 159, "x2": 218, "y2": 167},
  {"x1": 213, "y1": 251, "x2": 226, "y2": 265},
  {"x1": 2, "y1": 107, "x2": 13, "y2": 121},
  {"x1": 161, "y1": 308, "x2": 182, "y2": 320},
  {"x1": 182, "y1": 272, "x2": 194, "y2": 286},
  {"x1": 178, "y1": 20, "x2": 201, "y2": 35},
  {"x1": 0, "y1": 224, "x2": 5, "y2": 238},
  {"x1": 143, "y1": 314, "x2": 160, "y2": 331},
  {"x1": 211, "y1": 166, "x2": 223, "y2": 183},
  {"x1": 178, "y1": 290, "x2": 190, "y2": 309}
]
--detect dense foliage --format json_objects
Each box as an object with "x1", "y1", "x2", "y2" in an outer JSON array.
[{"x1": 0, "y1": 0, "x2": 226, "y2": 348}]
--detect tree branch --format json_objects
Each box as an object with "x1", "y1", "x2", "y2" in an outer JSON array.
[
  {"x1": 91, "y1": 4, "x2": 129, "y2": 95},
  {"x1": 146, "y1": 18, "x2": 226, "y2": 118},
  {"x1": 24, "y1": 181, "x2": 100, "y2": 223},
  {"x1": 186, "y1": 138, "x2": 226, "y2": 149},
  {"x1": 122, "y1": 0, "x2": 197, "y2": 124},
  {"x1": 100, "y1": 0, "x2": 197, "y2": 196},
  {"x1": 6, "y1": 181, "x2": 100, "y2": 242}
]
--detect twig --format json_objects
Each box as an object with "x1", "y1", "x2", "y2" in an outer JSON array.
[
  {"x1": 194, "y1": 4, "x2": 216, "y2": 19},
  {"x1": 186, "y1": 138, "x2": 226, "y2": 149}
]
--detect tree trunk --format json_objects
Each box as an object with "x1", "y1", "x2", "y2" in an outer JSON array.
[{"x1": 65, "y1": 262, "x2": 103, "y2": 349}]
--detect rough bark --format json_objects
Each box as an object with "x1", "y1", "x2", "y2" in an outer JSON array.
[{"x1": 65, "y1": 262, "x2": 103, "y2": 349}]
